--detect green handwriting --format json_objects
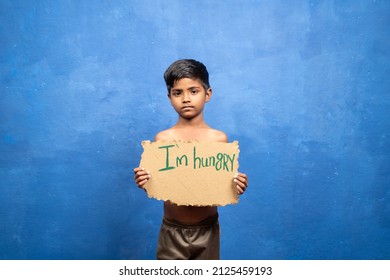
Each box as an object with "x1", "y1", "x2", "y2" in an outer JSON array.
[{"x1": 158, "y1": 145, "x2": 235, "y2": 172}]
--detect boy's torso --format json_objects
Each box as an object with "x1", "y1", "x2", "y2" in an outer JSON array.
[{"x1": 156, "y1": 125, "x2": 227, "y2": 224}]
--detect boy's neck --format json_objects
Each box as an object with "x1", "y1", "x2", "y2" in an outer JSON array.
[{"x1": 175, "y1": 115, "x2": 209, "y2": 128}]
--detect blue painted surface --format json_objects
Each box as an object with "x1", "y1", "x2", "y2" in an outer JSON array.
[{"x1": 1, "y1": 0, "x2": 389, "y2": 259}]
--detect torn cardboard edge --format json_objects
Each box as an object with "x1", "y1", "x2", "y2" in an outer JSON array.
[{"x1": 139, "y1": 140, "x2": 240, "y2": 206}]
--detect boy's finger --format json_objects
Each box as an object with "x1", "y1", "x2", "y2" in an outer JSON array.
[
  {"x1": 134, "y1": 170, "x2": 150, "y2": 179},
  {"x1": 134, "y1": 170, "x2": 148, "y2": 178},
  {"x1": 133, "y1": 167, "x2": 145, "y2": 174},
  {"x1": 237, "y1": 173, "x2": 248, "y2": 180},
  {"x1": 234, "y1": 173, "x2": 248, "y2": 186},
  {"x1": 138, "y1": 179, "x2": 148, "y2": 187},
  {"x1": 136, "y1": 174, "x2": 150, "y2": 183},
  {"x1": 234, "y1": 177, "x2": 246, "y2": 186},
  {"x1": 234, "y1": 178, "x2": 247, "y2": 192}
]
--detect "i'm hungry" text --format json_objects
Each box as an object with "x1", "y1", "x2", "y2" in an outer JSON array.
[{"x1": 158, "y1": 144, "x2": 236, "y2": 172}]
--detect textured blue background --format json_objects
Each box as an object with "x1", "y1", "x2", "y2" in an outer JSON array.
[{"x1": 1, "y1": 0, "x2": 389, "y2": 259}]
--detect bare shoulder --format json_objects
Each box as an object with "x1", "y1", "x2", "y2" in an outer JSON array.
[
  {"x1": 208, "y1": 128, "x2": 228, "y2": 143},
  {"x1": 154, "y1": 129, "x2": 174, "y2": 141}
]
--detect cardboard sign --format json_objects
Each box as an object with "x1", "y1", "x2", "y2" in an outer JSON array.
[{"x1": 139, "y1": 141, "x2": 240, "y2": 206}]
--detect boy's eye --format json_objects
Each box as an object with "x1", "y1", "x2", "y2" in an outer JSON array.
[
  {"x1": 172, "y1": 91, "x2": 181, "y2": 97},
  {"x1": 191, "y1": 90, "x2": 198, "y2": 95}
]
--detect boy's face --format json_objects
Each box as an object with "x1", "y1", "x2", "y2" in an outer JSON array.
[{"x1": 168, "y1": 78, "x2": 212, "y2": 120}]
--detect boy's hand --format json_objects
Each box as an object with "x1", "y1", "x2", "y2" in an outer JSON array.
[
  {"x1": 234, "y1": 172, "x2": 248, "y2": 195},
  {"x1": 133, "y1": 167, "x2": 151, "y2": 189}
]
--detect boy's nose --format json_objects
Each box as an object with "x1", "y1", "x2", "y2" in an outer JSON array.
[{"x1": 182, "y1": 93, "x2": 191, "y2": 102}]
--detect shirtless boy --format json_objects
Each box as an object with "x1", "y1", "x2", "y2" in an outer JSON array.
[{"x1": 134, "y1": 59, "x2": 248, "y2": 259}]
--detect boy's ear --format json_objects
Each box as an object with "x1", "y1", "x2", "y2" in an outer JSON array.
[{"x1": 205, "y1": 88, "x2": 212, "y2": 102}]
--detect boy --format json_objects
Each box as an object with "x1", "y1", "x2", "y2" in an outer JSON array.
[{"x1": 134, "y1": 59, "x2": 248, "y2": 260}]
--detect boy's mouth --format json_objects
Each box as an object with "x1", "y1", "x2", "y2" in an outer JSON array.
[{"x1": 182, "y1": 106, "x2": 194, "y2": 110}]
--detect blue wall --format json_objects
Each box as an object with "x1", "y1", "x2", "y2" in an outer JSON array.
[{"x1": 1, "y1": 0, "x2": 389, "y2": 260}]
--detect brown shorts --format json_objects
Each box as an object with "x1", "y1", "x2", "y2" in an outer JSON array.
[{"x1": 156, "y1": 213, "x2": 220, "y2": 260}]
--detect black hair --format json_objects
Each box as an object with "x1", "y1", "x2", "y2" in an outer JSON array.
[{"x1": 163, "y1": 59, "x2": 210, "y2": 92}]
